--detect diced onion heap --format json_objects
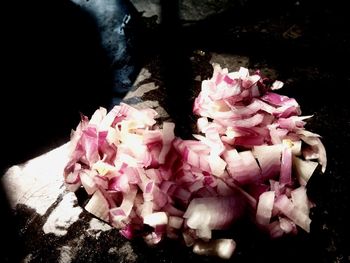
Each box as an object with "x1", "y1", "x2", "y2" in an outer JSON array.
[{"x1": 64, "y1": 64, "x2": 326, "y2": 259}]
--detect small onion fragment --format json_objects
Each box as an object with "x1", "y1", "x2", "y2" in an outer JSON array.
[
  {"x1": 184, "y1": 196, "x2": 245, "y2": 230},
  {"x1": 193, "y1": 239, "x2": 236, "y2": 259}
]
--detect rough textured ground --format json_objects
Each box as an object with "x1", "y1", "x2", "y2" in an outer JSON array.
[{"x1": 1, "y1": 0, "x2": 349, "y2": 262}]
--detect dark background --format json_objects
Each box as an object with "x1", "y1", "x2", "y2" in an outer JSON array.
[
  {"x1": 1, "y1": 0, "x2": 350, "y2": 170},
  {"x1": 1, "y1": 0, "x2": 113, "y2": 172},
  {"x1": 1, "y1": 0, "x2": 349, "y2": 262}
]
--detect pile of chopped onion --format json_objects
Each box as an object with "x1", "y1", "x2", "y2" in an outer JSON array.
[{"x1": 63, "y1": 64, "x2": 326, "y2": 259}]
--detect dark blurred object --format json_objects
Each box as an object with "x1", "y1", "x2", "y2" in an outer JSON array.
[
  {"x1": 0, "y1": 183, "x2": 22, "y2": 262},
  {"x1": 0, "y1": 0, "x2": 144, "y2": 173},
  {"x1": 70, "y1": 0, "x2": 143, "y2": 105},
  {"x1": 159, "y1": 0, "x2": 193, "y2": 138},
  {"x1": 1, "y1": 0, "x2": 141, "y2": 261}
]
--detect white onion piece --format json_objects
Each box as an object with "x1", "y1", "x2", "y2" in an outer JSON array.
[
  {"x1": 237, "y1": 66, "x2": 249, "y2": 78},
  {"x1": 193, "y1": 239, "x2": 236, "y2": 260},
  {"x1": 291, "y1": 186, "x2": 309, "y2": 215},
  {"x1": 253, "y1": 145, "x2": 282, "y2": 180},
  {"x1": 279, "y1": 217, "x2": 297, "y2": 234},
  {"x1": 139, "y1": 200, "x2": 154, "y2": 219},
  {"x1": 197, "y1": 117, "x2": 209, "y2": 132},
  {"x1": 277, "y1": 115, "x2": 312, "y2": 131},
  {"x1": 119, "y1": 186, "x2": 138, "y2": 216},
  {"x1": 144, "y1": 212, "x2": 168, "y2": 227},
  {"x1": 65, "y1": 170, "x2": 81, "y2": 186},
  {"x1": 184, "y1": 196, "x2": 244, "y2": 230},
  {"x1": 208, "y1": 154, "x2": 226, "y2": 177},
  {"x1": 299, "y1": 132, "x2": 326, "y2": 169},
  {"x1": 292, "y1": 156, "x2": 319, "y2": 186},
  {"x1": 256, "y1": 191, "x2": 275, "y2": 225},
  {"x1": 309, "y1": 138, "x2": 327, "y2": 173},
  {"x1": 100, "y1": 106, "x2": 126, "y2": 130},
  {"x1": 280, "y1": 143, "x2": 292, "y2": 186},
  {"x1": 80, "y1": 170, "x2": 97, "y2": 195},
  {"x1": 89, "y1": 107, "x2": 107, "y2": 126},
  {"x1": 291, "y1": 140, "x2": 302, "y2": 156},
  {"x1": 168, "y1": 216, "x2": 183, "y2": 229},
  {"x1": 274, "y1": 195, "x2": 311, "y2": 232},
  {"x1": 185, "y1": 204, "x2": 211, "y2": 230},
  {"x1": 85, "y1": 190, "x2": 109, "y2": 222},
  {"x1": 158, "y1": 122, "x2": 175, "y2": 164},
  {"x1": 196, "y1": 227, "x2": 212, "y2": 240},
  {"x1": 92, "y1": 160, "x2": 117, "y2": 176},
  {"x1": 271, "y1": 80, "x2": 284, "y2": 90},
  {"x1": 224, "y1": 149, "x2": 261, "y2": 184},
  {"x1": 302, "y1": 147, "x2": 319, "y2": 160}
]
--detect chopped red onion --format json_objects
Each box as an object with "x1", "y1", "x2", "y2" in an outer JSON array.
[{"x1": 63, "y1": 64, "x2": 327, "y2": 259}]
